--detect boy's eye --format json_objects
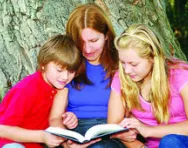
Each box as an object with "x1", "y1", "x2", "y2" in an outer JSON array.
[
  {"x1": 56, "y1": 67, "x2": 63, "y2": 72},
  {"x1": 69, "y1": 70, "x2": 75, "y2": 74}
]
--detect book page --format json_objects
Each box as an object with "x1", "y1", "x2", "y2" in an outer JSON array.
[
  {"x1": 45, "y1": 127, "x2": 86, "y2": 143},
  {"x1": 85, "y1": 124, "x2": 126, "y2": 140}
]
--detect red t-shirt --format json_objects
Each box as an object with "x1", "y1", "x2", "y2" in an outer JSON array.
[{"x1": 0, "y1": 71, "x2": 57, "y2": 148}]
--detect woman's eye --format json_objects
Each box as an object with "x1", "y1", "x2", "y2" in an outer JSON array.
[
  {"x1": 121, "y1": 61, "x2": 125, "y2": 65},
  {"x1": 57, "y1": 68, "x2": 63, "y2": 72},
  {"x1": 90, "y1": 39, "x2": 98, "y2": 42}
]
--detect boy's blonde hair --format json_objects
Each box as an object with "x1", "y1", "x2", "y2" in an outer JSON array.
[
  {"x1": 37, "y1": 34, "x2": 81, "y2": 73},
  {"x1": 114, "y1": 24, "x2": 170, "y2": 123}
]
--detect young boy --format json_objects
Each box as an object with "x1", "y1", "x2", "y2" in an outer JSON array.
[{"x1": 0, "y1": 34, "x2": 81, "y2": 148}]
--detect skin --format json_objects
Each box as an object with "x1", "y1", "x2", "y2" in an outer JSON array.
[
  {"x1": 42, "y1": 62, "x2": 76, "y2": 90},
  {"x1": 81, "y1": 28, "x2": 107, "y2": 65},
  {"x1": 62, "y1": 139, "x2": 101, "y2": 148},
  {"x1": 108, "y1": 89, "x2": 144, "y2": 148},
  {"x1": 62, "y1": 112, "x2": 78, "y2": 129},
  {"x1": 118, "y1": 48, "x2": 153, "y2": 83}
]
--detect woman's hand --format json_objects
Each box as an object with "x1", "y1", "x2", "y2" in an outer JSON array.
[
  {"x1": 62, "y1": 112, "x2": 78, "y2": 129},
  {"x1": 62, "y1": 139, "x2": 101, "y2": 148}
]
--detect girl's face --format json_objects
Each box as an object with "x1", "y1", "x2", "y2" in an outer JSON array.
[
  {"x1": 119, "y1": 48, "x2": 153, "y2": 82},
  {"x1": 42, "y1": 62, "x2": 76, "y2": 89},
  {"x1": 81, "y1": 28, "x2": 107, "y2": 65}
]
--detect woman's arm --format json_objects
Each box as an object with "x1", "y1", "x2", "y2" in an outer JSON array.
[{"x1": 49, "y1": 88, "x2": 68, "y2": 128}]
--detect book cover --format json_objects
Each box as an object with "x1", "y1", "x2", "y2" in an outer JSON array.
[{"x1": 45, "y1": 124, "x2": 128, "y2": 144}]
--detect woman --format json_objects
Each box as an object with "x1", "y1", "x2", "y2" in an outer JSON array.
[
  {"x1": 50, "y1": 3, "x2": 127, "y2": 148},
  {"x1": 109, "y1": 24, "x2": 188, "y2": 148}
]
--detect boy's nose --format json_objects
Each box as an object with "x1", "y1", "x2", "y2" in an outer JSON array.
[{"x1": 62, "y1": 70, "x2": 69, "y2": 80}]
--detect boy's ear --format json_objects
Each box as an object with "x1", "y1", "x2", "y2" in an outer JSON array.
[{"x1": 105, "y1": 35, "x2": 108, "y2": 40}]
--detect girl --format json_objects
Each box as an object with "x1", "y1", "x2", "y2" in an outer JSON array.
[{"x1": 109, "y1": 24, "x2": 188, "y2": 148}]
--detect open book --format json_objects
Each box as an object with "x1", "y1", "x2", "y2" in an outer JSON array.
[{"x1": 45, "y1": 124, "x2": 128, "y2": 143}]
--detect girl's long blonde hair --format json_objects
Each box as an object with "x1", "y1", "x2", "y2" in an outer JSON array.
[{"x1": 114, "y1": 24, "x2": 170, "y2": 123}]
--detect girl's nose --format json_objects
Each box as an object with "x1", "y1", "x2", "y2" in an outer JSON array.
[{"x1": 124, "y1": 65, "x2": 132, "y2": 74}]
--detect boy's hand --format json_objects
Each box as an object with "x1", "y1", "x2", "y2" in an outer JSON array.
[
  {"x1": 43, "y1": 132, "x2": 64, "y2": 147},
  {"x1": 62, "y1": 112, "x2": 78, "y2": 129}
]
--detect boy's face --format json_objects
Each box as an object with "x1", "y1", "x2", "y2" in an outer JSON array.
[{"x1": 42, "y1": 62, "x2": 76, "y2": 89}]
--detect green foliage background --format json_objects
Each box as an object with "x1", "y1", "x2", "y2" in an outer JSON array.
[{"x1": 166, "y1": 0, "x2": 188, "y2": 58}]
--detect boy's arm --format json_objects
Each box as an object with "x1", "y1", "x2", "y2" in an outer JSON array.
[
  {"x1": 49, "y1": 88, "x2": 68, "y2": 128},
  {"x1": 0, "y1": 125, "x2": 63, "y2": 147}
]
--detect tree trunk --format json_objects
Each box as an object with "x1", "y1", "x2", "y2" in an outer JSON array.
[{"x1": 0, "y1": 0, "x2": 186, "y2": 100}]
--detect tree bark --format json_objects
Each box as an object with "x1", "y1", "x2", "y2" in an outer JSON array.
[{"x1": 0, "y1": 0, "x2": 186, "y2": 100}]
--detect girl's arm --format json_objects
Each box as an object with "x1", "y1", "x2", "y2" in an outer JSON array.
[
  {"x1": 0, "y1": 125, "x2": 63, "y2": 147},
  {"x1": 108, "y1": 90, "x2": 144, "y2": 148},
  {"x1": 49, "y1": 88, "x2": 68, "y2": 128},
  {"x1": 108, "y1": 90, "x2": 125, "y2": 124},
  {"x1": 147, "y1": 84, "x2": 188, "y2": 137},
  {"x1": 121, "y1": 84, "x2": 188, "y2": 138}
]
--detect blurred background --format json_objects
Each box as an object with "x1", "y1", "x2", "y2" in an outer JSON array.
[
  {"x1": 166, "y1": 0, "x2": 188, "y2": 58},
  {"x1": 0, "y1": 0, "x2": 187, "y2": 100}
]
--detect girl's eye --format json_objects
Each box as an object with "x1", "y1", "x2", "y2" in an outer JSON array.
[{"x1": 132, "y1": 64, "x2": 138, "y2": 67}]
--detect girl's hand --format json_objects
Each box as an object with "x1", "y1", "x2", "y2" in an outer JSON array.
[
  {"x1": 43, "y1": 132, "x2": 64, "y2": 147},
  {"x1": 62, "y1": 112, "x2": 78, "y2": 129},
  {"x1": 62, "y1": 139, "x2": 101, "y2": 148},
  {"x1": 120, "y1": 118, "x2": 150, "y2": 138},
  {"x1": 111, "y1": 128, "x2": 137, "y2": 142}
]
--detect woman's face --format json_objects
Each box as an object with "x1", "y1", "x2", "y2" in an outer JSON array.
[
  {"x1": 119, "y1": 48, "x2": 153, "y2": 82},
  {"x1": 81, "y1": 28, "x2": 107, "y2": 65}
]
